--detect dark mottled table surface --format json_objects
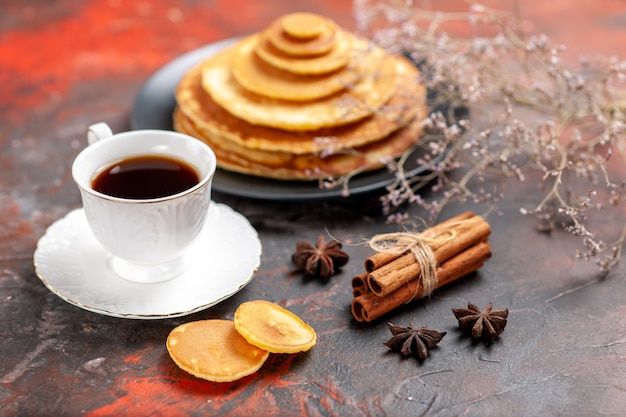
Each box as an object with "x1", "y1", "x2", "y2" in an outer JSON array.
[{"x1": 1, "y1": 1, "x2": 625, "y2": 416}]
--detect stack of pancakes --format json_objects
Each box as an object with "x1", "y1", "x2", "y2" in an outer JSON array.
[{"x1": 174, "y1": 12, "x2": 427, "y2": 181}]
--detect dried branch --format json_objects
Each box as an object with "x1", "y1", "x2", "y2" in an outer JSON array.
[{"x1": 348, "y1": 0, "x2": 626, "y2": 272}]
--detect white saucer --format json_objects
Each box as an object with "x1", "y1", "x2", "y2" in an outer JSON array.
[{"x1": 33, "y1": 202, "x2": 261, "y2": 319}]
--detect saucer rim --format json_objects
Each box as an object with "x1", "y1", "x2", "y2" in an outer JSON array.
[{"x1": 33, "y1": 202, "x2": 261, "y2": 319}]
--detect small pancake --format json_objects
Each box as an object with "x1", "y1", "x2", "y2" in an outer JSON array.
[
  {"x1": 234, "y1": 300, "x2": 317, "y2": 354},
  {"x1": 166, "y1": 319, "x2": 270, "y2": 383},
  {"x1": 231, "y1": 34, "x2": 360, "y2": 101},
  {"x1": 255, "y1": 30, "x2": 352, "y2": 75},
  {"x1": 281, "y1": 12, "x2": 327, "y2": 39},
  {"x1": 266, "y1": 14, "x2": 337, "y2": 56},
  {"x1": 201, "y1": 44, "x2": 399, "y2": 130},
  {"x1": 174, "y1": 107, "x2": 425, "y2": 180},
  {"x1": 175, "y1": 53, "x2": 425, "y2": 154}
]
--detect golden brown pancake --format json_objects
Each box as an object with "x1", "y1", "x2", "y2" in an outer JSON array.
[
  {"x1": 174, "y1": 107, "x2": 425, "y2": 180},
  {"x1": 280, "y1": 12, "x2": 328, "y2": 39},
  {"x1": 172, "y1": 12, "x2": 429, "y2": 181},
  {"x1": 166, "y1": 319, "x2": 269, "y2": 382},
  {"x1": 234, "y1": 300, "x2": 317, "y2": 354},
  {"x1": 202, "y1": 44, "x2": 400, "y2": 130},
  {"x1": 175, "y1": 54, "x2": 425, "y2": 154},
  {"x1": 255, "y1": 30, "x2": 352, "y2": 75},
  {"x1": 265, "y1": 14, "x2": 338, "y2": 56},
  {"x1": 231, "y1": 34, "x2": 360, "y2": 101}
]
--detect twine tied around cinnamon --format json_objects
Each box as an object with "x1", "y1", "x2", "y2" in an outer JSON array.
[
  {"x1": 352, "y1": 212, "x2": 491, "y2": 323},
  {"x1": 367, "y1": 229, "x2": 456, "y2": 299}
]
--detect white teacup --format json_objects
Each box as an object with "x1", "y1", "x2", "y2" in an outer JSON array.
[{"x1": 72, "y1": 122, "x2": 217, "y2": 284}]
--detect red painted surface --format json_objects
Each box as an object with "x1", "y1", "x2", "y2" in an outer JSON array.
[
  {"x1": 2, "y1": 1, "x2": 626, "y2": 416},
  {"x1": 88, "y1": 354, "x2": 305, "y2": 417}
]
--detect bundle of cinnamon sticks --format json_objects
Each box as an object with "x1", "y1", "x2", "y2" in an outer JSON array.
[{"x1": 351, "y1": 212, "x2": 492, "y2": 322}]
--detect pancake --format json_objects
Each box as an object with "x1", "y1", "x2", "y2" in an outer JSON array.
[
  {"x1": 234, "y1": 300, "x2": 317, "y2": 354},
  {"x1": 201, "y1": 43, "x2": 400, "y2": 130},
  {"x1": 172, "y1": 12, "x2": 429, "y2": 182},
  {"x1": 255, "y1": 30, "x2": 352, "y2": 75},
  {"x1": 280, "y1": 12, "x2": 328, "y2": 39},
  {"x1": 166, "y1": 319, "x2": 269, "y2": 382},
  {"x1": 174, "y1": 107, "x2": 425, "y2": 180},
  {"x1": 175, "y1": 53, "x2": 425, "y2": 154},
  {"x1": 266, "y1": 14, "x2": 338, "y2": 56},
  {"x1": 231, "y1": 34, "x2": 360, "y2": 101}
]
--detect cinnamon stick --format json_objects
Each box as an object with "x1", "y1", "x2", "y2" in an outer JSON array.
[
  {"x1": 351, "y1": 272, "x2": 369, "y2": 297},
  {"x1": 364, "y1": 211, "x2": 476, "y2": 272},
  {"x1": 367, "y1": 216, "x2": 491, "y2": 297},
  {"x1": 351, "y1": 241, "x2": 492, "y2": 323}
]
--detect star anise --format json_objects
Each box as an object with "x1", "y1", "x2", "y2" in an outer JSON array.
[
  {"x1": 291, "y1": 235, "x2": 349, "y2": 278},
  {"x1": 383, "y1": 322, "x2": 446, "y2": 360},
  {"x1": 452, "y1": 302, "x2": 508, "y2": 343}
]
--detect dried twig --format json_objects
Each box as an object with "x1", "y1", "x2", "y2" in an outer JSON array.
[{"x1": 346, "y1": 0, "x2": 626, "y2": 272}]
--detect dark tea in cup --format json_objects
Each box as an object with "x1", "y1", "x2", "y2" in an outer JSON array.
[{"x1": 92, "y1": 155, "x2": 200, "y2": 200}]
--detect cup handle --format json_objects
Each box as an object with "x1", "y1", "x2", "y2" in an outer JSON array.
[{"x1": 87, "y1": 122, "x2": 114, "y2": 145}]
